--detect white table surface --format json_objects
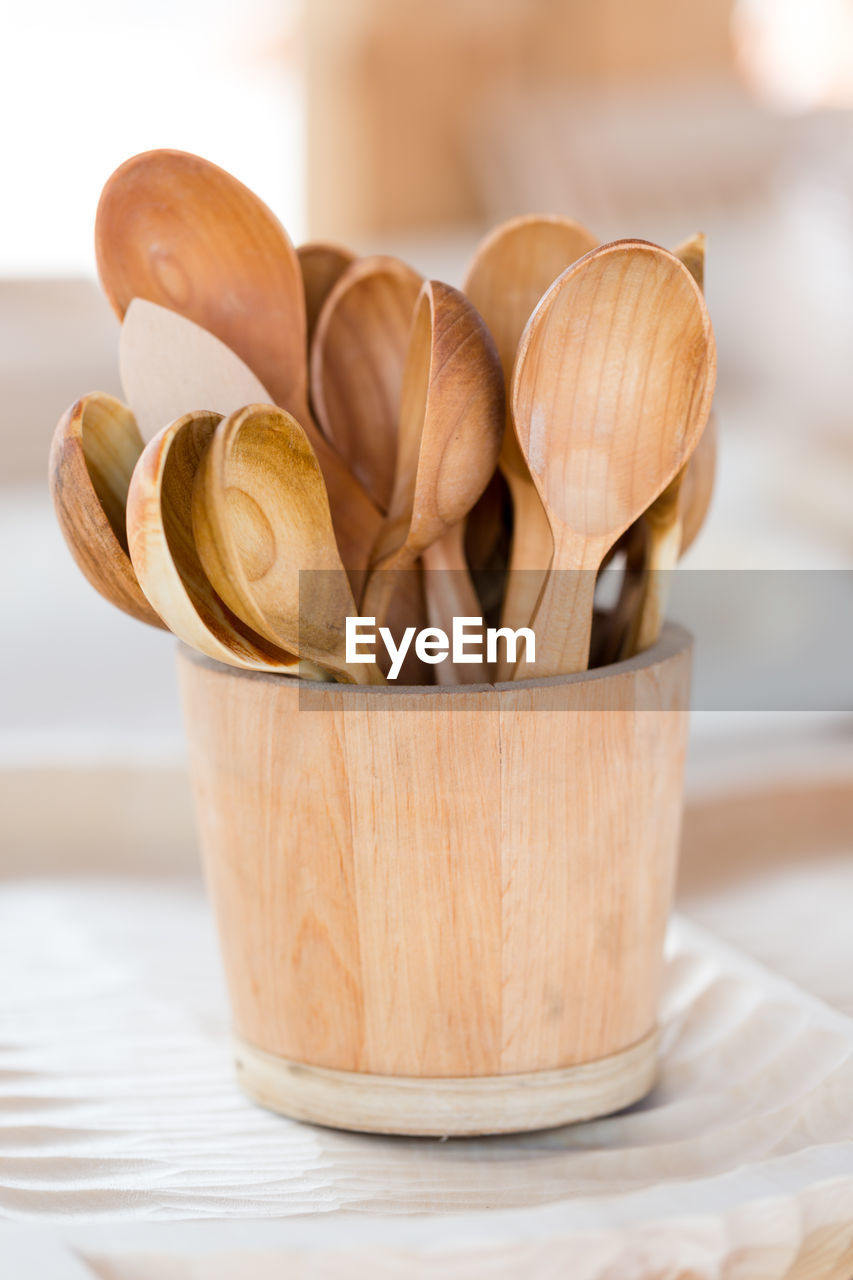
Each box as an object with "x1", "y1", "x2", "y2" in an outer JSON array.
[{"x1": 1, "y1": 876, "x2": 852, "y2": 1278}]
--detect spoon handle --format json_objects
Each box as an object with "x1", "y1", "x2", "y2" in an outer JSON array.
[
  {"x1": 495, "y1": 472, "x2": 553, "y2": 679},
  {"x1": 422, "y1": 523, "x2": 492, "y2": 685},
  {"x1": 620, "y1": 475, "x2": 684, "y2": 660},
  {"x1": 293, "y1": 392, "x2": 383, "y2": 596},
  {"x1": 359, "y1": 551, "x2": 415, "y2": 632},
  {"x1": 589, "y1": 523, "x2": 647, "y2": 669},
  {"x1": 513, "y1": 533, "x2": 606, "y2": 680}
]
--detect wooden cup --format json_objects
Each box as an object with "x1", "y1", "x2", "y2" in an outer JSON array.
[{"x1": 177, "y1": 623, "x2": 692, "y2": 1136}]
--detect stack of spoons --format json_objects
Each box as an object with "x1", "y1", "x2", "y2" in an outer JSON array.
[{"x1": 50, "y1": 149, "x2": 716, "y2": 686}]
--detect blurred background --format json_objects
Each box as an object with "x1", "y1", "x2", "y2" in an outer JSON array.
[{"x1": 3, "y1": 0, "x2": 853, "y2": 891}]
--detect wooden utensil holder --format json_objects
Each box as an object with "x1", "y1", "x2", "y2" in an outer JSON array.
[{"x1": 177, "y1": 623, "x2": 692, "y2": 1136}]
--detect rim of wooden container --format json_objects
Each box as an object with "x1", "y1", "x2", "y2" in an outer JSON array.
[{"x1": 178, "y1": 620, "x2": 692, "y2": 694}]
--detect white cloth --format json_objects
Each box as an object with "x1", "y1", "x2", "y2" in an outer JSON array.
[{"x1": 1, "y1": 879, "x2": 852, "y2": 1276}]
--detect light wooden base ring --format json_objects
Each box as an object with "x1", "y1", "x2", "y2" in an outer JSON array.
[{"x1": 234, "y1": 1030, "x2": 659, "y2": 1137}]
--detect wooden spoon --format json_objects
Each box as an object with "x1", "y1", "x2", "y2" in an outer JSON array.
[
  {"x1": 119, "y1": 299, "x2": 273, "y2": 441},
  {"x1": 192, "y1": 405, "x2": 385, "y2": 685},
  {"x1": 310, "y1": 254, "x2": 430, "y2": 681},
  {"x1": 297, "y1": 241, "x2": 356, "y2": 350},
  {"x1": 96, "y1": 150, "x2": 306, "y2": 412},
  {"x1": 119, "y1": 300, "x2": 401, "y2": 656},
  {"x1": 512, "y1": 240, "x2": 716, "y2": 679},
  {"x1": 592, "y1": 408, "x2": 717, "y2": 667},
  {"x1": 360, "y1": 282, "x2": 504, "y2": 666},
  {"x1": 672, "y1": 232, "x2": 715, "y2": 561},
  {"x1": 673, "y1": 230, "x2": 705, "y2": 294},
  {"x1": 680, "y1": 407, "x2": 717, "y2": 554},
  {"x1": 311, "y1": 254, "x2": 422, "y2": 513},
  {"x1": 465, "y1": 469, "x2": 512, "y2": 627},
  {"x1": 126, "y1": 410, "x2": 308, "y2": 675},
  {"x1": 96, "y1": 149, "x2": 381, "y2": 582},
  {"x1": 463, "y1": 214, "x2": 598, "y2": 675},
  {"x1": 620, "y1": 233, "x2": 714, "y2": 658},
  {"x1": 49, "y1": 392, "x2": 165, "y2": 629},
  {"x1": 619, "y1": 411, "x2": 718, "y2": 659}
]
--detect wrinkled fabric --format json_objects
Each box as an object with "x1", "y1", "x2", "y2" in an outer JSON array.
[{"x1": 1, "y1": 880, "x2": 852, "y2": 1274}]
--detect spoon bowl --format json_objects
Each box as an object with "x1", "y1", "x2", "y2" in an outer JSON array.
[
  {"x1": 49, "y1": 392, "x2": 165, "y2": 628},
  {"x1": 463, "y1": 215, "x2": 598, "y2": 664},
  {"x1": 192, "y1": 405, "x2": 385, "y2": 685},
  {"x1": 297, "y1": 241, "x2": 356, "y2": 349},
  {"x1": 361, "y1": 281, "x2": 505, "y2": 632},
  {"x1": 97, "y1": 149, "x2": 381, "y2": 582},
  {"x1": 96, "y1": 150, "x2": 306, "y2": 414},
  {"x1": 126, "y1": 410, "x2": 307, "y2": 674},
  {"x1": 119, "y1": 299, "x2": 274, "y2": 441},
  {"x1": 620, "y1": 233, "x2": 715, "y2": 658},
  {"x1": 311, "y1": 254, "x2": 422, "y2": 512},
  {"x1": 512, "y1": 240, "x2": 716, "y2": 678}
]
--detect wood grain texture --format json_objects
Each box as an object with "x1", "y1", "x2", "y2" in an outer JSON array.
[
  {"x1": 497, "y1": 646, "x2": 691, "y2": 1072},
  {"x1": 177, "y1": 623, "x2": 691, "y2": 1094},
  {"x1": 192, "y1": 404, "x2": 385, "y2": 684},
  {"x1": 49, "y1": 392, "x2": 165, "y2": 629},
  {"x1": 96, "y1": 149, "x2": 307, "y2": 415},
  {"x1": 621, "y1": 232, "x2": 713, "y2": 658},
  {"x1": 622, "y1": 472, "x2": 683, "y2": 658},
  {"x1": 296, "y1": 240, "x2": 356, "y2": 349},
  {"x1": 126, "y1": 410, "x2": 306, "y2": 673},
  {"x1": 307, "y1": 255, "x2": 430, "y2": 679},
  {"x1": 463, "y1": 215, "x2": 599, "y2": 665},
  {"x1": 97, "y1": 149, "x2": 382, "y2": 582},
  {"x1": 679, "y1": 405, "x2": 717, "y2": 554},
  {"x1": 421, "y1": 522, "x2": 493, "y2": 684},
  {"x1": 513, "y1": 240, "x2": 716, "y2": 678},
  {"x1": 598, "y1": 412, "x2": 717, "y2": 665},
  {"x1": 361, "y1": 280, "x2": 504, "y2": 624},
  {"x1": 310, "y1": 254, "x2": 422, "y2": 513}
]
